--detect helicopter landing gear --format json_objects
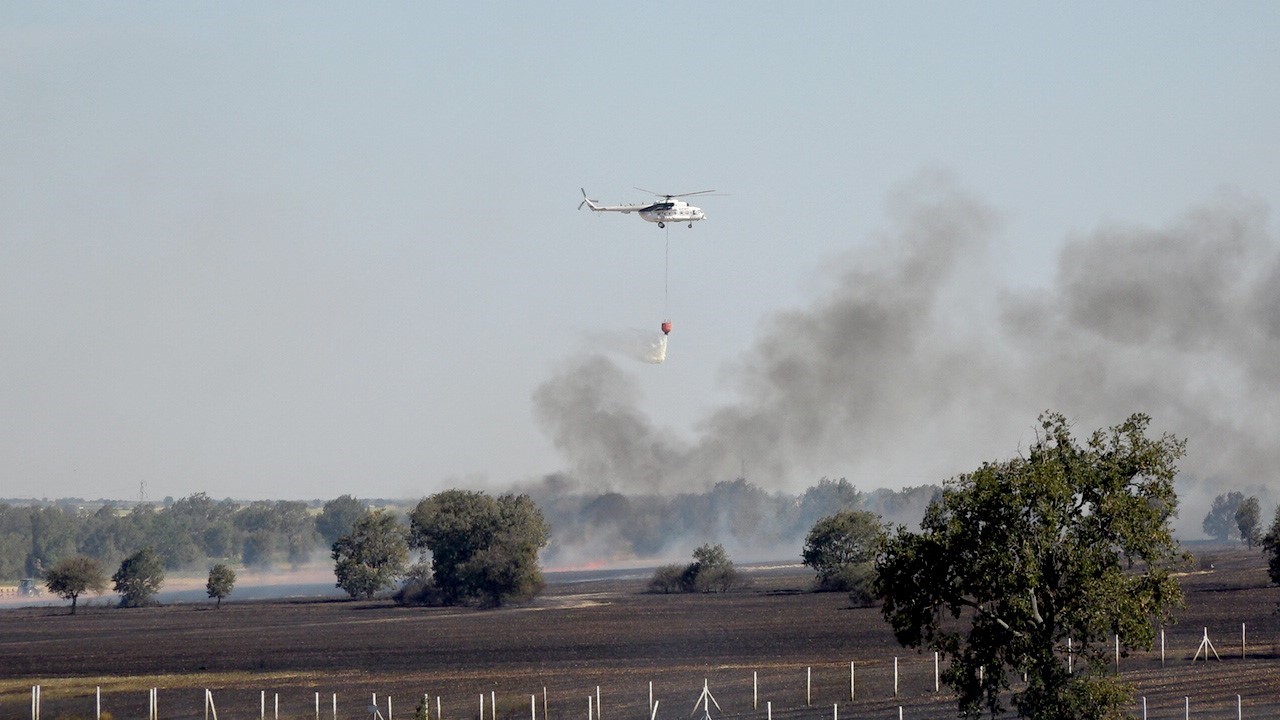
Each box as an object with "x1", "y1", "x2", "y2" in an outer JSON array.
[{"x1": 657, "y1": 222, "x2": 665, "y2": 228}]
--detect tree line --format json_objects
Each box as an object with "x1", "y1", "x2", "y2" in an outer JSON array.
[
  {"x1": 0, "y1": 481, "x2": 939, "y2": 583},
  {"x1": 0, "y1": 493, "x2": 361, "y2": 581}
]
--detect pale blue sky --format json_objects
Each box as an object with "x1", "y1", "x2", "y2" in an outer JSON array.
[{"x1": 3, "y1": 3, "x2": 1278, "y2": 501}]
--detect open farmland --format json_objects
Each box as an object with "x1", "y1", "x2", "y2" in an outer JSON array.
[{"x1": 2, "y1": 550, "x2": 1279, "y2": 719}]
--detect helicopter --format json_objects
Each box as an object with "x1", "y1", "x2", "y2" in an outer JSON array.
[{"x1": 578, "y1": 187, "x2": 714, "y2": 228}]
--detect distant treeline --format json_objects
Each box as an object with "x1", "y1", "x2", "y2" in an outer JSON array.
[
  {"x1": 0, "y1": 480, "x2": 941, "y2": 581},
  {"x1": 526, "y1": 477, "x2": 940, "y2": 566},
  {"x1": 0, "y1": 494, "x2": 329, "y2": 580}
]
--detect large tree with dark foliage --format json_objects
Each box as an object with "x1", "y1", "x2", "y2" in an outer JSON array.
[
  {"x1": 316, "y1": 495, "x2": 367, "y2": 546},
  {"x1": 802, "y1": 509, "x2": 884, "y2": 603},
  {"x1": 112, "y1": 546, "x2": 166, "y2": 608},
  {"x1": 331, "y1": 509, "x2": 409, "y2": 599},
  {"x1": 1259, "y1": 506, "x2": 1280, "y2": 586},
  {"x1": 409, "y1": 490, "x2": 549, "y2": 607},
  {"x1": 1203, "y1": 491, "x2": 1244, "y2": 542},
  {"x1": 1235, "y1": 496, "x2": 1261, "y2": 549},
  {"x1": 877, "y1": 412, "x2": 1187, "y2": 720}
]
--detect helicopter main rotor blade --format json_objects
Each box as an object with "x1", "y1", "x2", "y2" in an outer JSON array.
[{"x1": 634, "y1": 187, "x2": 717, "y2": 199}]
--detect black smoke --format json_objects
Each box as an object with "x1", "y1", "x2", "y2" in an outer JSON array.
[{"x1": 533, "y1": 172, "x2": 1279, "y2": 548}]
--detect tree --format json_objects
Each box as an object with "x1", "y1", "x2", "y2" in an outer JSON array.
[
  {"x1": 1203, "y1": 491, "x2": 1244, "y2": 542},
  {"x1": 647, "y1": 564, "x2": 688, "y2": 593},
  {"x1": 688, "y1": 543, "x2": 740, "y2": 593},
  {"x1": 877, "y1": 412, "x2": 1187, "y2": 720},
  {"x1": 206, "y1": 563, "x2": 236, "y2": 608},
  {"x1": 1260, "y1": 506, "x2": 1280, "y2": 585},
  {"x1": 802, "y1": 510, "x2": 885, "y2": 595},
  {"x1": 332, "y1": 509, "x2": 409, "y2": 599},
  {"x1": 316, "y1": 495, "x2": 367, "y2": 546},
  {"x1": 409, "y1": 490, "x2": 549, "y2": 606},
  {"x1": 112, "y1": 546, "x2": 166, "y2": 608},
  {"x1": 1235, "y1": 497, "x2": 1261, "y2": 549},
  {"x1": 44, "y1": 555, "x2": 106, "y2": 614}
]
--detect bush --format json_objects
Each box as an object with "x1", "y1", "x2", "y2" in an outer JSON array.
[
  {"x1": 842, "y1": 565, "x2": 878, "y2": 607},
  {"x1": 648, "y1": 564, "x2": 687, "y2": 593},
  {"x1": 394, "y1": 562, "x2": 444, "y2": 606},
  {"x1": 648, "y1": 544, "x2": 742, "y2": 594}
]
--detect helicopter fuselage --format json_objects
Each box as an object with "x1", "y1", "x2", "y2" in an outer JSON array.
[
  {"x1": 638, "y1": 200, "x2": 705, "y2": 227},
  {"x1": 579, "y1": 189, "x2": 711, "y2": 228}
]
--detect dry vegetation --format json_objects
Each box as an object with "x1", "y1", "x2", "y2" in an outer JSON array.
[{"x1": 2, "y1": 550, "x2": 1278, "y2": 719}]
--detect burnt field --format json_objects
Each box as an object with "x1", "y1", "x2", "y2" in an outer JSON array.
[{"x1": 2, "y1": 550, "x2": 1279, "y2": 719}]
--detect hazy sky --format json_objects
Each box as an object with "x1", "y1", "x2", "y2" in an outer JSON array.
[{"x1": 3, "y1": 3, "x2": 1278, "y2": 502}]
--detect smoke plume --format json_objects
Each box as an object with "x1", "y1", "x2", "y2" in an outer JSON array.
[{"x1": 534, "y1": 172, "x2": 1279, "y2": 541}]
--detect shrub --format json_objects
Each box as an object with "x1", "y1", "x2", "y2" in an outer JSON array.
[{"x1": 648, "y1": 564, "x2": 687, "y2": 593}]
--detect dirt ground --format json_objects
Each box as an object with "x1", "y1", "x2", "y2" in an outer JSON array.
[{"x1": 2, "y1": 550, "x2": 1278, "y2": 719}]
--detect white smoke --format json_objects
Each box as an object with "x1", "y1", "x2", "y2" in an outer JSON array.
[{"x1": 583, "y1": 328, "x2": 668, "y2": 365}]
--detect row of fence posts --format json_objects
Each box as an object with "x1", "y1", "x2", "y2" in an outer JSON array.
[
  {"x1": 19, "y1": 633, "x2": 1262, "y2": 720},
  {"x1": 1138, "y1": 694, "x2": 1245, "y2": 720}
]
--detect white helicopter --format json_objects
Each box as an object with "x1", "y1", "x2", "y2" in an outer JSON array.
[{"x1": 578, "y1": 187, "x2": 714, "y2": 228}]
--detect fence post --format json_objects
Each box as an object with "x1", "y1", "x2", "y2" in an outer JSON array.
[
  {"x1": 894, "y1": 656, "x2": 899, "y2": 697},
  {"x1": 806, "y1": 667, "x2": 812, "y2": 706}
]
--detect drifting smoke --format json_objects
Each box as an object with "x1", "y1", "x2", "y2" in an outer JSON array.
[{"x1": 533, "y1": 171, "x2": 1280, "y2": 550}]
